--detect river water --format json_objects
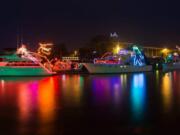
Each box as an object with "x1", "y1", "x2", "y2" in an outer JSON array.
[{"x1": 0, "y1": 70, "x2": 180, "y2": 134}]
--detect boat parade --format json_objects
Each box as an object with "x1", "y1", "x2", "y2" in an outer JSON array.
[
  {"x1": 0, "y1": 40, "x2": 179, "y2": 76},
  {"x1": 2, "y1": 0, "x2": 180, "y2": 134}
]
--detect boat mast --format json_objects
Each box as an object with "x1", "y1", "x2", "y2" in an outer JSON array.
[
  {"x1": 17, "y1": 29, "x2": 19, "y2": 49},
  {"x1": 17, "y1": 25, "x2": 23, "y2": 49}
]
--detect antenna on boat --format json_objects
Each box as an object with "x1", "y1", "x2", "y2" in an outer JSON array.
[
  {"x1": 20, "y1": 29, "x2": 23, "y2": 46},
  {"x1": 16, "y1": 26, "x2": 19, "y2": 49},
  {"x1": 17, "y1": 25, "x2": 24, "y2": 49},
  {"x1": 17, "y1": 32, "x2": 20, "y2": 49}
]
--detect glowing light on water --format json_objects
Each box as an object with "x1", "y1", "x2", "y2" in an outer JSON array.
[
  {"x1": 162, "y1": 73, "x2": 173, "y2": 112},
  {"x1": 61, "y1": 75, "x2": 84, "y2": 106},
  {"x1": 131, "y1": 73, "x2": 146, "y2": 121},
  {"x1": 17, "y1": 77, "x2": 59, "y2": 124},
  {"x1": 1, "y1": 80, "x2": 5, "y2": 91},
  {"x1": 120, "y1": 74, "x2": 127, "y2": 90},
  {"x1": 91, "y1": 75, "x2": 128, "y2": 106},
  {"x1": 173, "y1": 71, "x2": 177, "y2": 82},
  {"x1": 18, "y1": 83, "x2": 33, "y2": 122},
  {"x1": 155, "y1": 70, "x2": 160, "y2": 87},
  {"x1": 62, "y1": 74, "x2": 66, "y2": 81},
  {"x1": 38, "y1": 77, "x2": 57, "y2": 122}
]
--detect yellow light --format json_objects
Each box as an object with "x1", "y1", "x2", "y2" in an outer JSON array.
[
  {"x1": 113, "y1": 44, "x2": 122, "y2": 54},
  {"x1": 161, "y1": 48, "x2": 169, "y2": 54},
  {"x1": 38, "y1": 42, "x2": 53, "y2": 56},
  {"x1": 116, "y1": 46, "x2": 120, "y2": 53},
  {"x1": 39, "y1": 42, "x2": 53, "y2": 46},
  {"x1": 74, "y1": 50, "x2": 78, "y2": 56}
]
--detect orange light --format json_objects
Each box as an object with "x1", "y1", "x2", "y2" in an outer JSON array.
[
  {"x1": 162, "y1": 73, "x2": 172, "y2": 112},
  {"x1": 38, "y1": 77, "x2": 56, "y2": 122}
]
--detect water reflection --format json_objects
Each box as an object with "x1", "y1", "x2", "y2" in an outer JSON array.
[
  {"x1": 17, "y1": 77, "x2": 59, "y2": 123},
  {"x1": 155, "y1": 70, "x2": 160, "y2": 85},
  {"x1": 38, "y1": 77, "x2": 58, "y2": 122},
  {"x1": 161, "y1": 73, "x2": 173, "y2": 112},
  {"x1": 18, "y1": 83, "x2": 35, "y2": 122},
  {"x1": 131, "y1": 74, "x2": 146, "y2": 121},
  {"x1": 91, "y1": 74, "x2": 127, "y2": 106},
  {"x1": 0, "y1": 80, "x2": 5, "y2": 92},
  {"x1": 0, "y1": 76, "x2": 59, "y2": 134},
  {"x1": 0, "y1": 71, "x2": 180, "y2": 134},
  {"x1": 61, "y1": 75, "x2": 84, "y2": 106}
]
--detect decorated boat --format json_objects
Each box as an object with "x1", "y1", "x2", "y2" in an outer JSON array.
[
  {"x1": 162, "y1": 46, "x2": 180, "y2": 71},
  {"x1": 83, "y1": 45, "x2": 152, "y2": 73},
  {"x1": 163, "y1": 62, "x2": 180, "y2": 71},
  {"x1": 0, "y1": 45, "x2": 56, "y2": 76}
]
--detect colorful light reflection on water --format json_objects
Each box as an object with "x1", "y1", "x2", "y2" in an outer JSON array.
[
  {"x1": 91, "y1": 74, "x2": 127, "y2": 106},
  {"x1": 0, "y1": 76, "x2": 60, "y2": 134},
  {"x1": 0, "y1": 71, "x2": 180, "y2": 134},
  {"x1": 61, "y1": 75, "x2": 84, "y2": 107},
  {"x1": 161, "y1": 73, "x2": 173, "y2": 112},
  {"x1": 130, "y1": 73, "x2": 146, "y2": 121}
]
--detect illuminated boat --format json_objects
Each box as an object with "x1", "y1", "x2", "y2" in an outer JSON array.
[
  {"x1": 162, "y1": 49, "x2": 180, "y2": 71},
  {"x1": 0, "y1": 45, "x2": 56, "y2": 76},
  {"x1": 83, "y1": 63, "x2": 152, "y2": 74},
  {"x1": 163, "y1": 62, "x2": 180, "y2": 71},
  {"x1": 83, "y1": 45, "x2": 152, "y2": 74}
]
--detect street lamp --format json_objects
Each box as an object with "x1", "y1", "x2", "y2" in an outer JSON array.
[
  {"x1": 74, "y1": 50, "x2": 78, "y2": 56},
  {"x1": 113, "y1": 44, "x2": 121, "y2": 54},
  {"x1": 161, "y1": 48, "x2": 169, "y2": 54}
]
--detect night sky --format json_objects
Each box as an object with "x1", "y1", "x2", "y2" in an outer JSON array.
[{"x1": 0, "y1": 0, "x2": 180, "y2": 50}]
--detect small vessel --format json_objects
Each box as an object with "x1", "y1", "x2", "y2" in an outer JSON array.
[
  {"x1": 162, "y1": 50, "x2": 180, "y2": 71},
  {"x1": 0, "y1": 45, "x2": 56, "y2": 76},
  {"x1": 83, "y1": 63, "x2": 152, "y2": 74},
  {"x1": 163, "y1": 62, "x2": 180, "y2": 71},
  {"x1": 83, "y1": 45, "x2": 152, "y2": 74}
]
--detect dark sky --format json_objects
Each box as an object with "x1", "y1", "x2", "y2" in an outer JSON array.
[{"x1": 0, "y1": 0, "x2": 180, "y2": 50}]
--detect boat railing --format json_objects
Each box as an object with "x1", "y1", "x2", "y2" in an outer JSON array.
[{"x1": 22, "y1": 52, "x2": 55, "y2": 74}]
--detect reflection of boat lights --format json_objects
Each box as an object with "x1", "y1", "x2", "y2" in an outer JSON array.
[
  {"x1": 92, "y1": 77, "x2": 113, "y2": 104},
  {"x1": 18, "y1": 83, "x2": 32, "y2": 122},
  {"x1": 173, "y1": 71, "x2": 177, "y2": 81},
  {"x1": 62, "y1": 74, "x2": 66, "y2": 81},
  {"x1": 38, "y1": 77, "x2": 57, "y2": 124},
  {"x1": 131, "y1": 74, "x2": 146, "y2": 121},
  {"x1": 1, "y1": 80, "x2": 4, "y2": 87},
  {"x1": 155, "y1": 70, "x2": 159, "y2": 84},
  {"x1": 113, "y1": 82, "x2": 121, "y2": 105},
  {"x1": 114, "y1": 83, "x2": 119, "y2": 89},
  {"x1": 79, "y1": 76, "x2": 84, "y2": 88},
  {"x1": 162, "y1": 73, "x2": 172, "y2": 112},
  {"x1": 1, "y1": 80, "x2": 5, "y2": 91},
  {"x1": 61, "y1": 75, "x2": 84, "y2": 106},
  {"x1": 92, "y1": 76, "x2": 126, "y2": 106}
]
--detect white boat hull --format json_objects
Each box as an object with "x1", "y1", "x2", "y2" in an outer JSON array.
[
  {"x1": 0, "y1": 66, "x2": 56, "y2": 76},
  {"x1": 83, "y1": 63, "x2": 152, "y2": 74}
]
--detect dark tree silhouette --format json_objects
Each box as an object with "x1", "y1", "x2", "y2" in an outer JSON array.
[{"x1": 50, "y1": 43, "x2": 69, "y2": 59}]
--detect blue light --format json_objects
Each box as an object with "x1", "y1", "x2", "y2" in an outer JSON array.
[
  {"x1": 131, "y1": 73, "x2": 146, "y2": 121},
  {"x1": 131, "y1": 45, "x2": 145, "y2": 66}
]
